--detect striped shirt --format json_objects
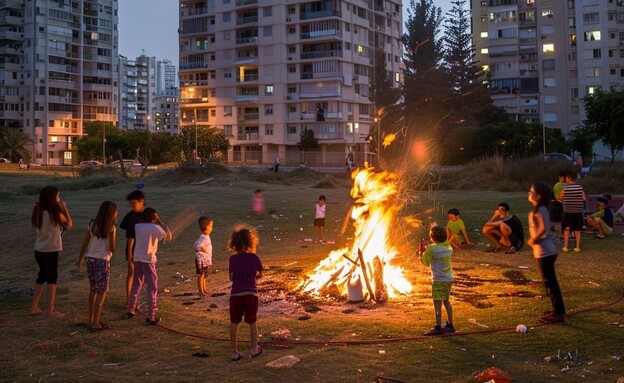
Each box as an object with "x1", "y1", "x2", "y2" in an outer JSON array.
[{"x1": 562, "y1": 183, "x2": 584, "y2": 213}]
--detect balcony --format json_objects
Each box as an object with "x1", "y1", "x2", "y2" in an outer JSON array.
[
  {"x1": 236, "y1": 74, "x2": 259, "y2": 82},
  {"x1": 236, "y1": 15, "x2": 258, "y2": 25},
  {"x1": 179, "y1": 62, "x2": 208, "y2": 70},
  {"x1": 301, "y1": 29, "x2": 340, "y2": 40},
  {"x1": 236, "y1": 0, "x2": 257, "y2": 5},
  {"x1": 237, "y1": 113, "x2": 259, "y2": 121},
  {"x1": 301, "y1": 71, "x2": 341, "y2": 80},
  {"x1": 236, "y1": 36, "x2": 258, "y2": 45},
  {"x1": 300, "y1": 9, "x2": 341, "y2": 20},
  {"x1": 301, "y1": 49, "x2": 342, "y2": 59},
  {"x1": 237, "y1": 132, "x2": 259, "y2": 141}
]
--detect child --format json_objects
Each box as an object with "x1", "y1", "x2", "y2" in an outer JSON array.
[
  {"x1": 560, "y1": 171, "x2": 585, "y2": 252},
  {"x1": 30, "y1": 186, "x2": 73, "y2": 317},
  {"x1": 228, "y1": 225, "x2": 263, "y2": 361},
  {"x1": 421, "y1": 225, "x2": 455, "y2": 335},
  {"x1": 446, "y1": 208, "x2": 473, "y2": 248},
  {"x1": 119, "y1": 190, "x2": 145, "y2": 301},
  {"x1": 194, "y1": 217, "x2": 214, "y2": 298},
  {"x1": 585, "y1": 196, "x2": 614, "y2": 239},
  {"x1": 528, "y1": 182, "x2": 566, "y2": 323},
  {"x1": 251, "y1": 189, "x2": 264, "y2": 217},
  {"x1": 77, "y1": 201, "x2": 117, "y2": 332},
  {"x1": 314, "y1": 195, "x2": 326, "y2": 241},
  {"x1": 127, "y1": 207, "x2": 172, "y2": 325}
]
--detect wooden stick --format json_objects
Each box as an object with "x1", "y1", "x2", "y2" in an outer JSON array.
[
  {"x1": 340, "y1": 205, "x2": 354, "y2": 236},
  {"x1": 357, "y1": 248, "x2": 375, "y2": 301}
]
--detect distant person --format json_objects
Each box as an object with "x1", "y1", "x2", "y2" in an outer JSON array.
[
  {"x1": 585, "y1": 196, "x2": 613, "y2": 239},
  {"x1": 446, "y1": 208, "x2": 474, "y2": 248},
  {"x1": 19, "y1": 158, "x2": 27, "y2": 170},
  {"x1": 228, "y1": 225, "x2": 263, "y2": 361},
  {"x1": 119, "y1": 190, "x2": 145, "y2": 301},
  {"x1": 559, "y1": 171, "x2": 585, "y2": 252},
  {"x1": 527, "y1": 182, "x2": 565, "y2": 323},
  {"x1": 127, "y1": 208, "x2": 172, "y2": 325},
  {"x1": 77, "y1": 201, "x2": 117, "y2": 332},
  {"x1": 274, "y1": 155, "x2": 280, "y2": 173},
  {"x1": 549, "y1": 171, "x2": 566, "y2": 230},
  {"x1": 30, "y1": 186, "x2": 73, "y2": 318},
  {"x1": 482, "y1": 202, "x2": 524, "y2": 254},
  {"x1": 251, "y1": 189, "x2": 264, "y2": 217},
  {"x1": 314, "y1": 195, "x2": 326, "y2": 241},
  {"x1": 194, "y1": 217, "x2": 214, "y2": 298},
  {"x1": 421, "y1": 226, "x2": 455, "y2": 335}
]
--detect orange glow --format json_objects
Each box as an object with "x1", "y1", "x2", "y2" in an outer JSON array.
[
  {"x1": 410, "y1": 140, "x2": 428, "y2": 161},
  {"x1": 297, "y1": 168, "x2": 413, "y2": 300},
  {"x1": 382, "y1": 133, "x2": 396, "y2": 148}
]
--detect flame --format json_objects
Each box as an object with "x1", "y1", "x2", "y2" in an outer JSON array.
[{"x1": 297, "y1": 168, "x2": 413, "y2": 300}]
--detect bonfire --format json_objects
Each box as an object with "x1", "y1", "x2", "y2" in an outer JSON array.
[{"x1": 297, "y1": 168, "x2": 413, "y2": 302}]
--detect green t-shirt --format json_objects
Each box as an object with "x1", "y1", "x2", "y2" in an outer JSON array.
[{"x1": 446, "y1": 218, "x2": 465, "y2": 235}]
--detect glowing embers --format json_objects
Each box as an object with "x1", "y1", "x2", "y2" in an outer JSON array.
[{"x1": 298, "y1": 168, "x2": 412, "y2": 302}]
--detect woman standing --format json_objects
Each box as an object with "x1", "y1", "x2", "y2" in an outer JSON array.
[
  {"x1": 527, "y1": 182, "x2": 565, "y2": 323},
  {"x1": 30, "y1": 186, "x2": 73, "y2": 317}
]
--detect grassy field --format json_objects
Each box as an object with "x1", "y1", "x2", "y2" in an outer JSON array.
[{"x1": 0, "y1": 164, "x2": 623, "y2": 383}]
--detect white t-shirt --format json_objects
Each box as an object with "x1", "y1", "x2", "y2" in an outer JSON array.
[
  {"x1": 315, "y1": 203, "x2": 326, "y2": 219},
  {"x1": 133, "y1": 223, "x2": 166, "y2": 263},
  {"x1": 85, "y1": 222, "x2": 115, "y2": 262},
  {"x1": 194, "y1": 233, "x2": 213, "y2": 268},
  {"x1": 34, "y1": 211, "x2": 63, "y2": 252}
]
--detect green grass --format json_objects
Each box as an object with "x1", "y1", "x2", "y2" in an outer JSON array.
[{"x1": 0, "y1": 166, "x2": 623, "y2": 383}]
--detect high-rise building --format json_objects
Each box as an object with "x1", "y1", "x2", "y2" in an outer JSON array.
[
  {"x1": 0, "y1": 0, "x2": 119, "y2": 165},
  {"x1": 118, "y1": 54, "x2": 156, "y2": 131},
  {"x1": 472, "y1": 0, "x2": 624, "y2": 152},
  {"x1": 156, "y1": 59, "x2": 178, "y2": 96},
  {"x1": 178, "y1": 0, "x2": 403, "y2": 166}
]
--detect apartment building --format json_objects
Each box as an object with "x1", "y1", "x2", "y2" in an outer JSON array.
[
  {"x1": 118, "y1": 54, "x2": 155, "y2": 131},
  {"x1": 178, "y1": 0, "x2": 403, "y2": 166},
  {"x1": 0, "y1": 0, "x2": 119, "y2": 165},
  {"x1": 156, "y1": 58, "x2": 178, "y2": 96},
  {"x1": 472, "y1": 0, "x2": 624, "y2": 150}
]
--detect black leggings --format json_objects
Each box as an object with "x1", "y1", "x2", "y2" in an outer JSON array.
[
  {"x1": 536, "y1": 254, "x2": 565, "y2": 315},
  {"x1": 35, "y1": 251, "x2": 59, "y2": 284}
]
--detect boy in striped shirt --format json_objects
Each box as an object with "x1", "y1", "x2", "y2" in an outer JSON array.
[{"x1": 560, "y1": 171, "x2": 585, "y2": 252}]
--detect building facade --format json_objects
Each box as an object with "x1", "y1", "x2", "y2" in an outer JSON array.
[
  {"x1": 178, "y1": 0, "x2": 403, "y2": 166},
  {"x1": 0, "y1": 0, "x2": 119, "y2": 165},
  {"x1": 118, "y1": 54, "x2": 156, "y2": 131},
  {"x1": 472, "y1": 0, "x2": 624, "y2": 155}
]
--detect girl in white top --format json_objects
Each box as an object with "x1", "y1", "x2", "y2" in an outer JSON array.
[
  {"x1": 78, "y1": 201, "x2": 118, "y2": 332},
  {"x1": 30, "y1": 186, "x2": 73, "y2": 318}
]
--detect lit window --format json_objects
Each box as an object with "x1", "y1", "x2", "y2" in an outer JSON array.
[
  {"x1": 395, "y1": 72, "x2": 400, "y2": 82},
  {"x1": 543, "y1": 43, "x2": 555, "y2": 53},
  {"x1": 357, "y1": 45, "x2": 364, "y2": 53},
  {"x1": 480, "y1": 32, "x2": 488, "y2": 38},
  {"x1": 481, "y1": 48, "x2": 489, "y2": 54},
  {"x1": 265, "y1": 85, "x2": 274, "y2": 95},
  {"x1": 583, "y1": 31, "x2": 601, "y2": 41}
]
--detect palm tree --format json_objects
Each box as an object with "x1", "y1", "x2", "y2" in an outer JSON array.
[{"x1": 1, "y1": 128, "x2": 34, "y2": 162}]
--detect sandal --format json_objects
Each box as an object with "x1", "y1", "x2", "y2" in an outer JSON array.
[
  {"x1": 231, "y1": 352, "x2": 243, "y2": 361},
  {"x1": 505, "y1": 247, "x2": 517, "y2": 254},
  {"x1": 595, "y1": 234, "x2": 605, "y2": 239},
  {"x1": 250, "y1": 345, "x2": 263, "y2": 358}
]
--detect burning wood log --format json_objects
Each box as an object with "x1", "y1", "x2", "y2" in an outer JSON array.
[
  {"x1": 372, "y1": 256, "x2": 388, "y2": 303},
  {"x1": 357, "y1": 248, "x2": 375, "y2": 301}
]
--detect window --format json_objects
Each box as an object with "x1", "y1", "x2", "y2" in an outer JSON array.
[
  {"x1": 288, "y1": 86, "x2": 296, "y2": 94},
  {"x1": 288, "y1": 66, "x2": 296, "y2": 73},
  {"x1": 265, "y1": 85, "x2": 274, "y2": 95},
  {"x1": 542, "y1": 9, "x2": 553, "y2": 17},
  {"x1": 287, "y1": 126, "x2": 296, "y2": 134},
  {"x1": 265, "y1": 104, "x2": 273, "y2": 115},
  {"x1": 593, "y1": 49, "x2": 601, "y2": 58},
  {"x1": 223, "y1": 12, "x2": 231, "y2": 22},
  {"x1": 263, "y1": 6, "x2": 272, "y2": 17},
  {"x1": 224, "y1": 106, "x2": 232, "y2": 116},
  {"x1": 224, "y1": 72, "x2": 232, "y2": 78},
  {"x1": 544, "y1": 95, "x2": 556, "y2": 104},
  {"x1": 544, "y1": 113, "x2": 557, "y2": 122},
  {"x1": 570, "y1": 87, "x2": 578, "y2": 100},
  {"x1": 583, "y1": 13, "x2": 599, "y2": 23},
  {"x1": 543, "y1": 59, "x2": 555, "y2": 70},
  {"x1": 480, "y1": 31, "x2": 488, "y2": 38},
  {"x1": 543, "y1": 43, "x2": 554, "y2": 53},
  {"x1": 584, "y1": 31, "x2": 601, "y2": 41},
  {"x1": 265, "y1": 124, "x2": 273, "y2": 135},
  {"x1": 544, "y1": 78, "x2": 556, "y2": 87},
  {"x1": 585, "y1": 67, "x2": 600, "y2": 77},
  {"x1": 210, "y1": 109, "x2": 216, "y2": 117},
  {"x1": 224, "y1": 125, "x2": 232, "y2": 137},
  {"x1": 481, "y1": 48, "x2": 489, "y2": 54},
  {"x1": 587, "y1": 86, "x2": 601, "y2": 94},
  {"x1": 263, "y1": 26, "x2": 272, "y2": 37}
]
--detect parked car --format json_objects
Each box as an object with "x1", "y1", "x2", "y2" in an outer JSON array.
[
  {"x1": 77, "y1": 160, "x2": 104, "y2": 168},
  {"x1": 109, "y1": 159, "x2": 135, "y2": 169},
  {"x1": 0, "y1": 157, "x2": 11, "y2": 163},
  {"x1": 544, "y1": 153, "x2": 573, "y2": 161}
]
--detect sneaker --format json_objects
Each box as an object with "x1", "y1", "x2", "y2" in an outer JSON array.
[
  {"x1": 146, "y1": 317, "x2": 162, "y2": 325},
  {"x1": 562, "y1": 247, "x2": 569, "y2": 253},
  {"x1": 423, "y1": 325, "x2": 443, "y2": 336},
  {"x1": 573, "y1": 247, "x2": 581, "y2": 253},
  {"x1": 539, "y1": 313, "x2": 565, "y2": 324},
  {"x1": 442, "y1": 322, "x2": 456, "y2": 333}
]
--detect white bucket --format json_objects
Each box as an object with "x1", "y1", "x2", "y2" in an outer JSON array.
[{"x1": 347, "y1": 277, "x2": 364, "y2": 302}]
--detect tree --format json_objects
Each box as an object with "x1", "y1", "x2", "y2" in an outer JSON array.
[
  {"x1": 370, "y1": 48, "x2": 399, "y2": 110},
  {"x1": 442, "y1": 0, "x2": 501, "y2": 126},
  {"x1": 569, "y1": 124, "x2": 598, "y2": 160},
  {"x1": 0, "y1": 128, "x2": 33, "y2": 162},
  {"x1": 177, "y1": 126, "x2": 229, "y2": 164},
  {"x1": 401, "y1": 0, "x2": 448, "y2": 129},
  {"x1": 75, "y1": 122, "x2": 122, "y2": 162},
  {"x1": 583, "y1": 89, "x2": 624, "y2": 162},
  {"x1": 298, "y1": 127, "x2": 319, "y2": 164}
]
